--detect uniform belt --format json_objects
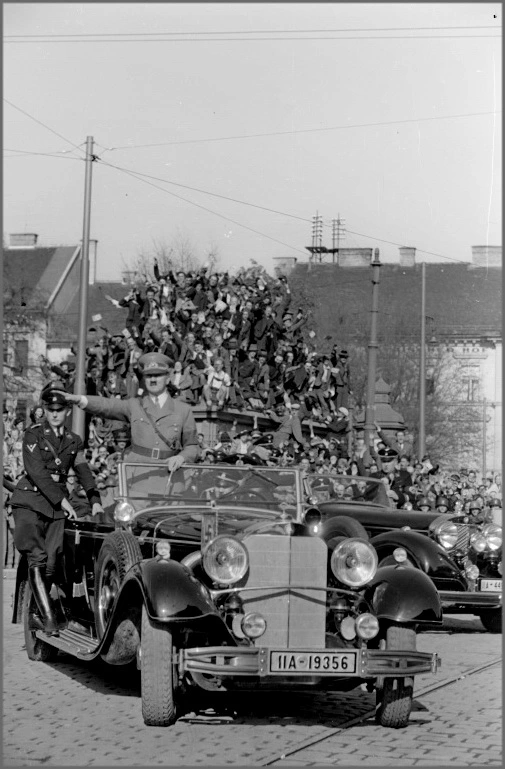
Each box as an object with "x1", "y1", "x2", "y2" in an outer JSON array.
[{"x1": 129, "y1": 444, "x2": 177, "y2": 460}]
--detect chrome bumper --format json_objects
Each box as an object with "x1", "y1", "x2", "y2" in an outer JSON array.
[
  {"x1": 181, "y1": 646, "x2": 440, "y2": 679},
  {"x1": 438, "y1": 590, "x2": 502, "y2": 610}
]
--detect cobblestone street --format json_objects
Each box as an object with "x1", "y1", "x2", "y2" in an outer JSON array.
[{"x1": 3, "y1": 572, "x2": 501, "y2": 767}]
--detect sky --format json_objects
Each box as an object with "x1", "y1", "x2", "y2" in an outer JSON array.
[{"x1": 3, "y1": 2, "x2": 502, "y2": 281}]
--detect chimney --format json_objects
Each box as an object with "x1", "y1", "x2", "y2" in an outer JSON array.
[
  {"x1": 399, "y1": 246, "x2": 416, "y2": 267},
  {"x1": 88, "y1": 239, "x2": 98, "y2": 285},
  {"x1": 469, "y1": 245, "x2": 502, "y2": 269},
  {"x1": 337, "y1": 248, "x2": 372, "y2": 268},
  {"x1": 273, "y1": 256, "x2": 297, "y2": 277},
  {"x1": 9, "y1": 233, "x2": 38, "y2": 248}
]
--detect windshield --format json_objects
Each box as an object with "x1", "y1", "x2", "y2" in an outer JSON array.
[
  {"x1": 120, "y1": 463, "x2": 300, "y2": 512},
  {"x1": 306, "y1": 474, "x2": 390, "y2": 507}
]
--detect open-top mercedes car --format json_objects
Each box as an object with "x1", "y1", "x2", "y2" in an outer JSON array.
[
  {"x1": 306, "y1": 474, "x2": 502, "y2": 633},
  {"x1": 13, "y1": 462, "x2": 442, "y2": 728}
]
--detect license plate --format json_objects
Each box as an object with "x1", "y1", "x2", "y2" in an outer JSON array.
[
  {"x1": 480, "y1": 579, "x2": 502, "y2": 592},
  {"x1": 269, "y1": 650, "x2": 357, "y2": 675}
]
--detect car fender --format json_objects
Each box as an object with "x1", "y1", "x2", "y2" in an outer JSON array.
[
  {"x1": 364, "y1": 564, "x2": 442, "y2": 625},
  {"x1": 129, "y1": 558, "x2": 221, "y2": 623},
  {"x1": 371, "y1": 529, "x2": 464, "y2": 582}
]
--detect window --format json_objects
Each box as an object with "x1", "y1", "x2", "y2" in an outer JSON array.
[
  {"x1": 14, "y1": 340, "x2": 28, "y2": 373},
  {"x1": 462, "y1": 377, "x2": 480, "y2": 402}
]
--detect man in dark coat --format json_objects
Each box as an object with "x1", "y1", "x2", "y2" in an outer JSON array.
[{"x1": 10, "y1": 390, "x2": 103, "y2": 635}]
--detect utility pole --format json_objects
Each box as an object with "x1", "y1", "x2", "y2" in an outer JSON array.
[
  {"x1": 72, "y1": 136, "x2": 94, "y2": 438},
  {"x1": 418, "y1": 261, "x2": 427, "y2": 458},
  {"x1": 364, "y1": 248, "x2": 381, "y2": 449},
  {"x1": 482, "y1": 397, "x2": 487, "y2": 479}
]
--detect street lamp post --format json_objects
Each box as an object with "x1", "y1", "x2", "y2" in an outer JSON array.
[
  {"x1": 418, "y1": 261, "x2": 426, "y2": 458},
  {"x1": 364, "y1": 248, "x2": 381, "y2": 450}
]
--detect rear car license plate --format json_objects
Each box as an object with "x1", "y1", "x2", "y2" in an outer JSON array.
[
  {"x1": 480, "y1": 579, "x2": 502, "y2": 592},
  {"x1": 269, "y1": 650, "x2": 357, "y2": 675}
]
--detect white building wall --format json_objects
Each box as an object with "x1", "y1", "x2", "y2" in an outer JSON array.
[
  {"x1": 481, "y1": 341, "x2": 502, "y2": 474},
  {"x1": 440, "y1": 340, "x2": 501, "y2": 475}
]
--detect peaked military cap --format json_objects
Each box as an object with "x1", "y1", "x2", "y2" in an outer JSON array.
[
  {"x1": 42, "y1": 390, "x2": 68, "y2": 408},
  {"x1": 138, "y1": 352, "x2": 172, "y2": 376}
]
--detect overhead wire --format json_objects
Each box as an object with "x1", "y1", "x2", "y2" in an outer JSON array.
[
  {"x1": 100, "y1": 111, "x2": 501, "y2": 151},
  {"x1": 4, "y1": 25, "x2": 499, "y2": 38},
  {"x1": 1, "y1": 97, "x2": 483, "y2": 270},
  {"x1": 96, "y1": 157, "x2": 310, "y2": 257},
  {"x1": 3, "y1": 98, "x2": 86, "y2": 157},
  {"x1": 4, "y1": 34, "x2": 500, "y2": 43},
  {"x1": 96, "y1": 158, "x2": 311, "y2": 224},
  {"x1": 95, "y1": 156, "x2": 473, "y2": 266},
  {"x1": 4, "y1": 149, "x2": 84, "y2": 160}
]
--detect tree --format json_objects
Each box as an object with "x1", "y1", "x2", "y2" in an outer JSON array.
[{"x1": 124, "y1": 232, "x2": 220, "y2": 285}]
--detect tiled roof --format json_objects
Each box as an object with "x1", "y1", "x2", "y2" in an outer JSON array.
[
  {"x1": 47, "y1": 282, "x2": 130, "y2": 343},
  {"x1": 4, "y1": 247, "x2": 76, "y2": 307},
  {"x1": 290, "y1": 262, "x2": 502, "y2": 343}
]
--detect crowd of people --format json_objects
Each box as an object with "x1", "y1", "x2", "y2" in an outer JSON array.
[{"x1": 3, "y1": 262, "x2": 502, "y2": 524}]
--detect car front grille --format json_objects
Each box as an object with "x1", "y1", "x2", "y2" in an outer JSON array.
[
  {"x1": 240, "y1": 535, "x2": 328, "y2": 649},
  {"x1": 454, "y1": 525, "x2": 471, "y2": 553}
]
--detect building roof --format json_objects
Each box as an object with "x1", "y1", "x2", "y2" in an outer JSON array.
[
  {"x1": 290, "y1": 262, "x2": 502, "y2": 344},
  {"x1": 46, "y1": 282, "x2": 129, "y2": 343},
  {"x1": 4, "y1": 246, "x2": 78, "y2": 309}
]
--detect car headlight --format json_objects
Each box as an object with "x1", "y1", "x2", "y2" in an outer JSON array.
[
  {"x1": 481, "y1": 523, "x2": 502, "y2": 552},
  {"x1": 470, "y1": 531, "x2": 487, "y2": 553},
  {"x1": 330, "y1": 538, "x2": 378, "y2": 588},
  {"x1": 202, "y1": 536, "x2": 249, "y2": 585},
  {"x1": 429, "y1": 518, "x2": 458, "y2": 550},
  {"x1": 114, "y1": 500, "x2": 135, "y2": 523},
  {"x1": 303, "y1": 507, "x2": 321, "y2": 527}
]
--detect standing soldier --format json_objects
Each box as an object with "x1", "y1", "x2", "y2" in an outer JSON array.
[
  {"x1": 10, "y1": 390, "x2": 103, "y2": 636},
  {"x1": 57, "y1": 352, "x2": 199, "y2": 471}
]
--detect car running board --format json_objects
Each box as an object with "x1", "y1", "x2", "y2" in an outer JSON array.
[{"x1": 35, "y1": 626, "x2": 100, "y2": 660}]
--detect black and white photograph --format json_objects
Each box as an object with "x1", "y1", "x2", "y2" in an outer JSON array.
[{"x1": 3, "y1": 2, "x2": 502, "y2": 766}]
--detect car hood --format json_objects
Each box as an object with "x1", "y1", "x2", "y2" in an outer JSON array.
[{"x1": 318, "y1": 501, "x2": 444, "y2": 533}]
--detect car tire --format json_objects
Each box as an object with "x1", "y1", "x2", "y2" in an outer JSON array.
[
  {"x1": 323, "y1": 516, "x2": 369, "y2": 545},
  {"x1": 479, "y1": 608, "x2": 502, "y2": 634},
  {"x1": 94, "y1": 531, "x2": 142, "y2": 638},
  {"x1": 22, "y1": 580, "x2": 59, "y2": 662},
  {"x1": 140, "y1": 604, "x2": 178, "y2": 727},
  {"x1": 375, "y1": 624, "x2": 415, "y2": 728}
]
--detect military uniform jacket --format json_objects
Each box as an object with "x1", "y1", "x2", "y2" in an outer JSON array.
[
  {"x1": 83, "y1": 394, "x2": 199, "y2": 462},
  {"x1": 10, "y1": 424, "x2": 101, "y2": 520}
]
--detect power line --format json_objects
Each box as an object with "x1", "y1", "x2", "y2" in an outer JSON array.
[
  {"x1": 4, "y1": 149, "x2": 84, "y2": 160},
  {"x1": 4, "y1": 34, "x2": 500, "y2": 44},
  {"x1": 345, "y1": 229, "x2": 470, "y2": 265},
  {"x1": 4, "y1": 25, "x2": 499, "y2": 38},
  {"x1": 3, "y1": 99, "x2": 86, "y2": 157},
  {"x1": 96, "y1": 158, "x2": 478, "y2": 267},
  {"x1": 95, "y1": 158, "x2": 492, "y2": 267},
  {"x1": 96, "y1": 158, "x2": 311, "y2": 224},
  {"x1": 102, "y1": 111, "x2": 501, "y2": 151},
  {"x1": 97, "y1": 159, "x2": 310, "y2": 257}
]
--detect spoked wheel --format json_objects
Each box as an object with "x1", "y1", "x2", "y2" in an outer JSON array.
[
  {"x1": 140, "y1": 605, "x2": 180, "y2": 727},
  {"x1": 375, "y1": 624, "x2": 416, "y2": 728},
  {"x1": 479, "y1": 608, "x2": 502, "y2": 634},
  {"x1": 94, "y1": 531, "x2": 142, "y2": 638},
  {"x1": 22, "y1": 580, "x2": 59, "y2": 662}
]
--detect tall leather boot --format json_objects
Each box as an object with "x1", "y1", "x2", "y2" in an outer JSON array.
[{"x1": 28, "y1": 566, "x2": 59, "y2": 636}]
